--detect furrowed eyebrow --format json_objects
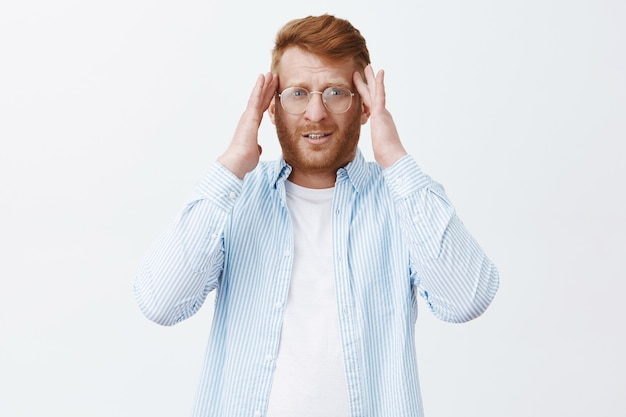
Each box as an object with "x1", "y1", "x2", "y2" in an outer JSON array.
[{"x1": 285, "y1": 82, "x2": 351, "y2": 90}]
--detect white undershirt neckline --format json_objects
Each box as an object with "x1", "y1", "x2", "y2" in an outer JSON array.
[{"x1": 266, "y1": 180, "x2": 350, "y2": 417}]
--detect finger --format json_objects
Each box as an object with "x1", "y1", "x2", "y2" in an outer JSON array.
[
  {"x1": 353, "y1": 71, "x2": 371, "y2": 107},
  {"x1": 364, "y1": 65, "x2": 377, "y2": 94},
  {"x1": 244, "y1": 73, "x2": 277, "y2": 122},
  {"x1": 245, "y1": 73, "x2": 267, "y2": 112},
  {"x1": 375, "y1": 69, "x2": 387, "y2": 108},
  {"x1": 259, "y1": 72, "x2": 279, "y2": 110}
]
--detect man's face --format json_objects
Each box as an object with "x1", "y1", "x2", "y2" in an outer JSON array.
[{"x1": 269, "y1": 47, "x2": 370, "y2": 184}]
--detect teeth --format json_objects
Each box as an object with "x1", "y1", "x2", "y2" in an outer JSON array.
[{"x1": 309, "y1": 134, "x2": 326, "y2": 139}]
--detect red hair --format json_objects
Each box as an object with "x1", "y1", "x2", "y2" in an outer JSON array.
[{"x1": 271, "y1": 14, "x2": 370, "y2": 75}]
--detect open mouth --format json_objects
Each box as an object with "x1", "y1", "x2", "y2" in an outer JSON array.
[{"x1": 306, "y1": 133, "x2": 330, "y2": 139}]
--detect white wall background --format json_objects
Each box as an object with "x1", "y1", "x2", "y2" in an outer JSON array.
[{"x1": 1, "y1": 0, "x2": 624, "y2": 416}]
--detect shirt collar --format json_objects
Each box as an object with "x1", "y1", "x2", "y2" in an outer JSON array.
[
  {"x1": 269, "y1": 148, "x2": 369, "y2": 192},
  {"x1": 338, "y1": 149, "x2": 368, "y2": 193},
  {"x1": 269, "y1": 158, "x2": 292, "y2": 189}
]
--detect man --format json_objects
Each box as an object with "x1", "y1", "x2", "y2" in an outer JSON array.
[{"x1": 134, "y1": 14, "x2": 499, "y2": 417}]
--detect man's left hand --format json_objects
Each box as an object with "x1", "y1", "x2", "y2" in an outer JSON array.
[{"x1": 354, "y1": 65, "x2": 407, "y2": 169}]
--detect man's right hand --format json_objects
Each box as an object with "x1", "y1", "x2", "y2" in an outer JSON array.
[{"x1": 217, "y1": 72, "x2": 279, "y2": 179}]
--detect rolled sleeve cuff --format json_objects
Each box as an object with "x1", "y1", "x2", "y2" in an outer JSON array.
[
  {"x1": 196, "y1": 162, "x2": 244, "y2": 213},
  {"x1": 383, "y1": 154, "x2": 432, "y2": 201}
]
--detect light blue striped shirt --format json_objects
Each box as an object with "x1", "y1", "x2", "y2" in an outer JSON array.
[{"x1": 134, "y1": 150, "x2": 499, "y2": 417}]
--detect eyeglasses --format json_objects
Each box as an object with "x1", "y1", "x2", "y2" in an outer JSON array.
[{"x1": 278, "y1": 86, "x2": 355, "y2": 115}]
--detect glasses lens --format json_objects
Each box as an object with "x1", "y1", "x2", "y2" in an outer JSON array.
[
  {"x1": 279, "y1": 86, "x2": 354, "y2": 114},
  {"x1": 280, "y1": 87, "x2": 309, "y2": 114},
  {"x1": 323, "y1": 87, "x2": 353, "y2": 114}
]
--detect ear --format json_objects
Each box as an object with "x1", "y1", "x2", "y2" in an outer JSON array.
[
  {"x1": 359, "y1": 98, "x2": 370, "y2": 125},
  {"x1": 268, "y1": 96, "x2": 277, "y2": 125}
]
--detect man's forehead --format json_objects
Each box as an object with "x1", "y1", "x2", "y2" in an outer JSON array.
[{"x1": 276, "y1": 48, "x2": 357, "y2": 86}]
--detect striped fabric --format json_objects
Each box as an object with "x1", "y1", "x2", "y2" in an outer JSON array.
[{"x1": 134, "y1": 150, "x2": 499, "y2": 417}]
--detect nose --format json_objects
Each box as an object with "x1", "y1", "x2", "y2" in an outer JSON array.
[{"x1": 304, "y1": 92, "x2": 327, "y2": 123}]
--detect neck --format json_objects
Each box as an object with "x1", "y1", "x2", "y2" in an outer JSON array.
[{"x1": 287, "y1": 169, "x2": 336, "y2": 189}]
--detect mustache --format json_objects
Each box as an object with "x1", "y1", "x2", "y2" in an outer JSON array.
[{"x1": 295, "y1": 124, "x2": 336, "y2": 134}]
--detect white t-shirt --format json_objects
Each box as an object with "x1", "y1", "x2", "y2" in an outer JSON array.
[{"x1": 266, "y1": 180, "x2": 350, "y2": 417}]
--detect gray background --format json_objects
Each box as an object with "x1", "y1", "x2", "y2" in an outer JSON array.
[{"x1": 1, "y1": 0, "x2": 624, "y2": 416}]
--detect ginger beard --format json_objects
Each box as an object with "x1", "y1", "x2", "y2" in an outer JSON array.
[{"x1": 274, "y1": 102, "x2": 363, "y2": 176}]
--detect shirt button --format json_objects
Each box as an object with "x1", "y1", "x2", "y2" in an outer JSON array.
[
  {"x1": 396, "y1": 178, "x2": 404, "y2": 186},
  {"x1": 283, "y1": 249, "x2": 291, "y2": 257},
  {"x1": 413, "y1": 216, "x2": 420, "y2": 224},
  {"x1": 254, "y1": 411, "x2": 262, "y2": 417},
  {"x1": 265, "y1": 354, "x2": 273, "y2": 362},
  {"x1": 274, "y1": 301, "x2": 283, "y2": 309},
  {"x1": 228, "y1": 191, "x2": 237, "y2": 200},
  {"x1": 210, "y1": 232, "x2": 218, "y2": 239}
]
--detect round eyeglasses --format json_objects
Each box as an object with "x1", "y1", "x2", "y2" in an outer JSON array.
[{"x1": 278, "y1": 86, "x2": 355, "y2": 115}]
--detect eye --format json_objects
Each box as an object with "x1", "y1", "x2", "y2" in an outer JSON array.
[
  {"x1": 291, "y1": 87, "x2": 307, "y2": 97},
  {"x1": 325, "y1": 87, "x2": 349, "y2": 97}
]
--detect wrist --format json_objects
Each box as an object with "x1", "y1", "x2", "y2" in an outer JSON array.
[
  {"x1": 375, "y1": 147, "x2": 407, "y2": 169},
  {"x1": 217, "y1": 153, "x2": 253, "y2": 180}
]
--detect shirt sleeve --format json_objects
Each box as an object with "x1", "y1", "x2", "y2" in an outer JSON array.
[
  {"x1": 383, "y1": 154, "x2": 499, "y2": 323},
  {"x1": 133, "y1": 162, "x2": 243, "y2": 326}
]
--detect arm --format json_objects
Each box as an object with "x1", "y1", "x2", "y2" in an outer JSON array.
[
  {"x1": 133, "y1": 164, "x2": 241, "y2": 326},
  {"x1": 384, "y1": 156, "x2": 499, "y2": 322},
  {"x1": 133, "y1": 73, "x2": 278, "y2": 326},
  {"x1": 355, "y1": 66, "x2": 499, "y2": 322}
]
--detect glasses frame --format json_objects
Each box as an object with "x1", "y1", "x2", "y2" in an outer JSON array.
[{"x1": 278, "y1": 86, "x2": 355, "y2": 115}]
